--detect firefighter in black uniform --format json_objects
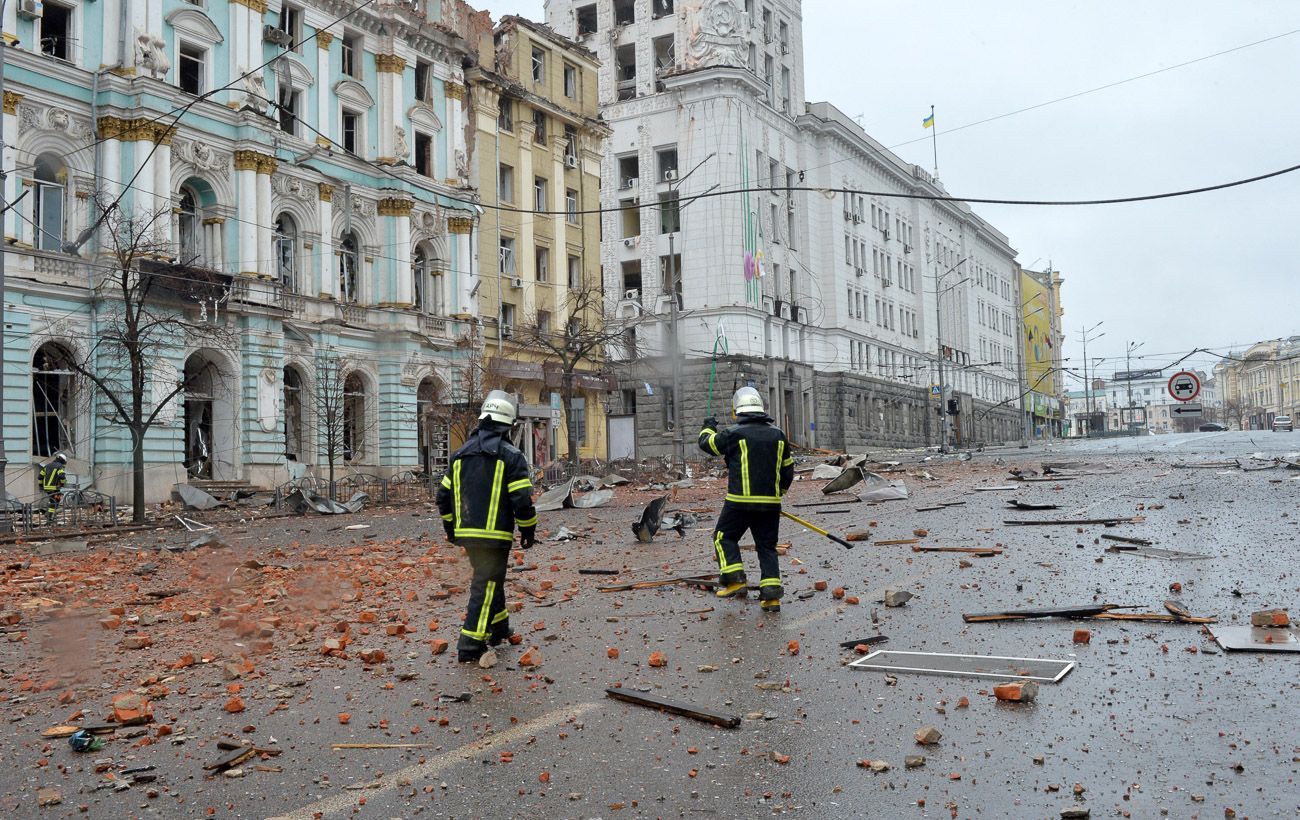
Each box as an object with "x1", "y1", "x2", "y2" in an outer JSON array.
[
  {"x1": 38, "y1": 453, "x2": 68, "y2": 524},
  {"x1": 436, "y1": 391, "x2": 538, "y2": 663},
  {"x1": 698, "y1": 387, "x2": 794, "y2": 612}
]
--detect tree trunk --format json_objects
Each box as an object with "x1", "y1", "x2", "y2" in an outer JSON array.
[
  {"x1": 131, "y1": 428, "x2": 146, "y2": 523},
  {"x1": 562, "y1": 371, "x2": 579, "y2": 476}
]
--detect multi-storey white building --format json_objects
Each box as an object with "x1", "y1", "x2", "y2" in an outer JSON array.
[{"x1": 546, "y1": 0, "x2": 1021, "y2": 456}]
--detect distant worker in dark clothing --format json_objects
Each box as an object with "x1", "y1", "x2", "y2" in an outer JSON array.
[
  {"x1": 698, "y1": 387, "x2": 794, "y2": 612},
  {"x1": 436, "y1": 391, "x2": 538, "y2": 662},
  {"x1": 38, "y1": 452, "x2": 68, "y2": 524}
]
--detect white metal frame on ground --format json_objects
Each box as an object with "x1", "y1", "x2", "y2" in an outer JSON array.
[{"x1": 849, "y1": 650, "x2": 1076, "y2": 683}]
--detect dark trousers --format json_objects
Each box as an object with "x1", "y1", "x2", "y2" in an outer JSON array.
[
  {"x1": 712, "y1": 502, "x2": 783, "y2": 599},
  {"x1": 458, "y1": 541, "x2": 511, "y2": 652}
]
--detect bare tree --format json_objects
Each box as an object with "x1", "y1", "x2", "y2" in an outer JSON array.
[
  {"x1": 509, "y1": 283, "x2": 637, "y2": 473},
  {"x1": 436, "y1": 336, "x2": 503, "y2": 452},
  {"x1": 63, "y1": 197, "x2": 236, "y2": 522},
  {"x1": 307, "y1": 353, "x2": 391, "y2": 500}
]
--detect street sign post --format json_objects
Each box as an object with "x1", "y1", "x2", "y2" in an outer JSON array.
[
  {"x1": 1171, "y1": 403, "x2": 1203, "y2": 417},
  {"x1": 1167, "y1": 371, "x2": 1201, "y2": 403}
]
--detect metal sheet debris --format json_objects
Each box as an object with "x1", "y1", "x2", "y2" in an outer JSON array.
[
  {"x1": 1208, "y1": 625, "x2": 1300, "y2": 652},
  {"x1": 284, "y1": 489, "x2": 368, "y2": 515},
  {"x1": 821, "y1": 466, "x2": 865, "y2": 494},
  {"x1": 859, "y1": 478, "x2": 908, "y2": 502},
  {"x1": 176, "y1": 484, "x2": 221, "y2": 511},
  {"x1": 849, "y1": 650, "x2": 1076, "y2": 683},
  {"x1": 534, "y1": 479, "x2": 574, "y2": 512},
  {"x1": 572, "y1": 489, "x2": 614, "y2": 508},
  {"x1": 631, "y1": 496, "x2": 668, "y2": 542}
]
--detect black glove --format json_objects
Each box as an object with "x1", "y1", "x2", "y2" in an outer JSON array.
[
  {"x1": 519, "y1": 526, "x2": 536, "y2": 550},
  {"x1": 443, "y1": 521, "x2": 456, "y2": 542},
  {"x1": 703, "y1": 417, "x2": 718, "y2": 429}
]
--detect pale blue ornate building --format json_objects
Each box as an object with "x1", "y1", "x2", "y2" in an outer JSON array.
[{"x1": 1, "y1": 0, "x2": 483, "y2": 505}]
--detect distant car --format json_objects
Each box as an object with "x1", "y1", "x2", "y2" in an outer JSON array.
[
  {"x1": 1273, "y1": 415, "x2": 1293, "y2": 432},
  {"x1": 1198, "y1": 422, "x2": 1227, "y2": 432}
]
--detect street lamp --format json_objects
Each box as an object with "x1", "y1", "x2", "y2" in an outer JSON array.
[
  {"x1": 931, "y1": 258, "x2": 968, "y2": 453},
  {"x1": 1124, "y1": 341, "x2": 1144, "y2": 432},
  {"x1": 1078, "y1": 322, "x2": 1104, "y2": 436}
]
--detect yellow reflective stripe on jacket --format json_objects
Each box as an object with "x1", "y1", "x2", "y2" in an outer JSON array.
[
  {"x1": 702, "y1": 427, "x2": 721, "y2": 456},
  {"x1": 516, "y1": 514, "x2": 538, "y2": 527},
  {"x1": 738, "y1": 439, "x2": 751, "y2": 496},
  {"x1": 485, "y1": 460, "x2": 505, "y2": 532},
  {"x1": 452, "y1": 460, "x2": 463, "y2": 529},
  {"x1": 775, "y1": 440, "x2": 784, "y2": 496},
  {"x1": 440, "y1": 513, "x2": 453, "y2": 522},
  {"x1": 440, "y1": 475, "x2": 452, "y2": 489},
  {"x1": 452, "y1": 527, "x2": 514, "y2": 541},
  {"x1": 725, "y1": 493, "x2": 783, "y2": 505},
  {"x1": 506, "y1": 478, "x2": 532, "y2": 494}
]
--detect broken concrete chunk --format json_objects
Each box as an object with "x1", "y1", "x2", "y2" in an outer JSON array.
[
  {"x1": 993, "y1": 681, "x2": 1039, "y2": 702},
  {"x1": 904, "y1": 755, "x2": 926, "y2": 769},
  {"x1": 883, "y1": 589, "x2": 912, "y2": 608},
  {"x1": 1250, "y1": 609, "x2": 1290, "y2": 628},
  {"x1": 478, "y1": 650, "x2": 498, "y2": 669},
  {"x1": 914, "y1": 726, "x2": 941, "y2": 745}
]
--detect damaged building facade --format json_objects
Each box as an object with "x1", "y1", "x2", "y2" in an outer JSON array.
[
  {"x1": 0, "y1": 0, "x2": 483, "y2": 506},
  {"x1": 546, "y1": 0, "x2": 1022, "y2": 458}
]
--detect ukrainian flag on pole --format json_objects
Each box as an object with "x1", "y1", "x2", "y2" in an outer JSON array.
[{"x1": 922, "y1": 110, "x2": 935, "y2": 129}]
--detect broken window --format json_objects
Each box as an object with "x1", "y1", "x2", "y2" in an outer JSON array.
[
  {"x1": 32, "y1": 343, "x2": 76, "y2": 457},
  {"x1": 531, "y1": 108, "x2": 547, "y2": 144},
  {"x1": 283, "y1": 365, "x2": 303, "y2": 460},
  {"x1": 341, "y1": 108, "x2": 360, "y2": 154},
  {"x1": 531, "y1": 46, "x2": 545, "y2": 84},
  {"x1": 39, "y1": 2, "x2": 73, "y2": 61},
  {"x1": 653, "y1": 35, "x2": 674, "y2": 73},
  {"x1": 618, "y1": 155, "x2": 640, "y2": 189},
  {"x1": 338, "y1": 232, "x2": 359, "y2": 302},
  {"x1": 497, "y1": 97, "x2": 513, "y2": 132},
  {"x1": 621, "y1": 260, "x2": 642, "y2": 299},
  {"x1": 563, "y1": 62, "x2": 578, "y2": 98},
  {"x1": 652, "y1": 0, "x2": 674, "y2": 19},
  {"x1": 274, "y1": 213, "x2": 298, "y2": 291},
  {"x1": 657, "y1": 147, "x2": 678, "y2": 181},
  {"x1": 178, "y1": 42, "x2": 206, "y2": 95},
  {"x1": 342, "y1": 373, "x2": 366, "y2": 461},
  {"x1": 576, "y1": 4, "x2": 597, "y2": 36},
  {"x1": 615, "y1": 44, "x2": 636, "y2": 100},
  {"x1": 414, "y1": 131, "x2": 433, "y2": 176},
  {"x1": 614, "y1": 0, "x2": 634, "y2": 25}
]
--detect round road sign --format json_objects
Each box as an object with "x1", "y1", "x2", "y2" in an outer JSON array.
[{"x1": 1167, "y1": 370, "x2": 1201, "y2": 402}]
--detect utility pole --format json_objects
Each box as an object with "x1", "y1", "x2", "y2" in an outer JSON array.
[
  {"x1": 1124, "y1": 341, "x2": 1142, "y2": 433},
  {"x1": 1078, "y1": 322, "x2": 1104, "y2": 437}
]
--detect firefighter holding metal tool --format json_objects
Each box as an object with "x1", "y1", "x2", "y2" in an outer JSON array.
[
  {"x1": 698, "y1": 387, "x2": 794, "y2": 612},
  {"x1": 436, "y1": 391, "x2": 538, "y2": 663}
]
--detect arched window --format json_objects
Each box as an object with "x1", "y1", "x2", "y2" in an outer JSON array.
[
  {"x1": 33, "y1": 154, "x2": 66, "y2": 251},
  {"x1": 274, "y1": 214, "x2": 298, "y2": 292},
  {"x1": 342, "y1": 372, "x2": 366, "y2": 460},
  {"x1": 338, "y1": 232, "x2": 359, "y2": 303},
  {"x1": 177, "y1": 187, "x2": 201, "y2": 262},
  {"x1": 32, "y1": 342, "x2": 76, "y2": 456},
  {"x1": 283, "y1": 365, "x2": 304, "y2": 460}
]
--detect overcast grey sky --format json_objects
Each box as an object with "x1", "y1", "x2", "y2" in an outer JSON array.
[{"x1": 484, "y1": 1, "x2": 1300, "y2": 381}]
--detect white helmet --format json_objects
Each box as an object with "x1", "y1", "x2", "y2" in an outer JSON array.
[
  {"x1": 732, "y1": 386, "x2": 764, "y2": 416},
  {"x1": 53, "y1": 452, "x2": 68, "y2": 464},
  {"x1": 479, "y1": 390, "x2": 518, "y2": 425}
]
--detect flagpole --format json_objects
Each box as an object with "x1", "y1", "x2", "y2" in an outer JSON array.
[{"x1": 929, "y1": 104, "x2": 938, "y2": 178}]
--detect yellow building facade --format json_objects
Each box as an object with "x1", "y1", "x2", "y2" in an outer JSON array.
[
  {"x1": 465, "y1": 16, "x2": 612, "y2": 467},
  {"x1": 1020, "y1": 266, "x2": 1065, "y2": 437}
]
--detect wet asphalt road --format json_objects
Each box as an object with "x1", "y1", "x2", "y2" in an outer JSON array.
[{"x1": 3, "y1": 430, "x2": 1298, "y2": 818}]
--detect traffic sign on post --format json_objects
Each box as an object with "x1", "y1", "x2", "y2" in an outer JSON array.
[
  {"x1": 1167, "y1": 371, "x2": 1201, "y2": 402},
  {"x1": 1171, "y1": 403, "x2": 1203, "y2": 417}
]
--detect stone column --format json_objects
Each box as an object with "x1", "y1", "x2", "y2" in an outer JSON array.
[
  {"x1": 443, "y1": 82, "x2": 465, "y2": 184},
  {"x1": 228, "y1": 0, "x2": 267, "y2": 82},
  {"x1": 379, "y1": 198, "x2": 414, "y2": 306},
  {"x1": 152, "y1": 124, "x2": 174, "y2": 245},
  {"x1": 232, "y1": 150, "x2": 262, "y2": 276},
  {"x1": 255, "y1": 154, "x2": 276, "y2": 277},
  {"x1": 314, "y1": 31, "x2": 334, "y2": 148},
  {"x1": 2, "y1": 92, "x2": 20, "y2": 242},
  {"x1": 374, "y1": 53, "x2": 406, "y2": 163},
  {"x1": 317, "y1": 183, "x2": 335, "y2": 298},
  {"x1": 448, "y1": 215, "x2": 475, "y2": 316}
]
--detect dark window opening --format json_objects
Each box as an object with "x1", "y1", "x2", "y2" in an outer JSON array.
[
  {"x1": 278, "y1": 87, "x2": 300, "y2": 135},
  {"x1": 40, "y1": 2, "x2": 73, "y2": 61},
  {"x1": 341, "y1": 109, "x2": 360, "y2": 154},
  {"x1": 497, "y1": 97, "x2": 513, "y2": 131},
  {"x1": 532, "y1": 108, "x2": 547, "y2": 144},
  {"x1": 341, "y1": 33, "x2": 360, "y2": 78},
  {"x1": 32, "y1": 343, "x2": 75, "y2": 458},
  {"x1": 614, "y1": 0, "x2": 635, "y2": 25},
  {"x1": 178, "y1": 43, "x2": 205, "y2": 95},
  {"x1": 414, "y1": 131, "x2": 433, "y2": 177},
  {"x1": 576, "y1": 4, "x2": 597, "y2": 36}
]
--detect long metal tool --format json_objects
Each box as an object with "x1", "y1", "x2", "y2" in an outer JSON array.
[{"x1": 780, "y1": 510, "x2": 855, "y2": 550}]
